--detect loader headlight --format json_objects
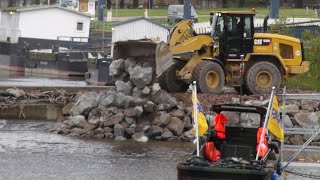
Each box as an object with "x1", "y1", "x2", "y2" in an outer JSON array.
[{"x1": 213, "y1": 42, "x2": 219, "y2": 49}]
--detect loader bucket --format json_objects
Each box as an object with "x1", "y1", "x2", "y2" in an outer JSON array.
[{"x1": 113, "y1": 39, "x2": 174, "y2": 79}]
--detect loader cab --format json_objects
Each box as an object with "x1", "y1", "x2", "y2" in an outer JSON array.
[{"x1": 210, "y1": 11, "x2": 255, "y2": 60}]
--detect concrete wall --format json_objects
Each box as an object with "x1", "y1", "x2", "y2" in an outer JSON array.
[
  {"x1": 18, "y1": 8, "x2": 91, "y2": 41},
  {"x1": 0, "y1": 11, "x2": 21, "y2": 42}
]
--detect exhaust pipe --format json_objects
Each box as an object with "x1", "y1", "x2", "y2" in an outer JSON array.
[{"x1": 263, "y1": 15, "x2": 269, "y2": 33}]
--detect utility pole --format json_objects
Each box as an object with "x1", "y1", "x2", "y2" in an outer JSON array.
[{"x1": 183, "y1": 0, "x2": 191, "y2": 20}]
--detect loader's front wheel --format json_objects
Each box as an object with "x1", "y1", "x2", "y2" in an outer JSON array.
[
  {"x1": 159, "y1": 60, "x2": 189, "y2": 92},
  {"x1": 192, "y1": 61, "x2": 225, "y2": 94},
  {"x1": 245, "y1": 61, "x2": 281, "y2": 94}
]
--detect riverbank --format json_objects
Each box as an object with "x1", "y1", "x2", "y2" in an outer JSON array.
[{"x1": 0, "y1": 120, "x2": 319, "y2": 180}]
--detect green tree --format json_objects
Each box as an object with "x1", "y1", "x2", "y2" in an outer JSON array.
[{"x1": 239, "y1": 0, "x2": 245, "y2": 7}]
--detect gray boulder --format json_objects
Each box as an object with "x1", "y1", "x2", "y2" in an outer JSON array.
[
  {"x1": 171, "y1": 109, "x2": 185, "y2": 119},
  {"x1": 104, "y1": 127, "x2": 113, "y2": 133},
  {"x1": 157, "y1": 104, "x2": 171, "y2": 111},
  {"x1": 94, "y1": 128, "x2": 105, "y2": 135},
  {"x1": 294, "y1": 111, "x2": 319, "y2": 129},
  {"x1": 136, "y1": 136, "x2": 149, "y2": 142},
  {"x1": 183, "y1": 129, "x2": 195, "y2": 141},
  {"x1": 134, "y1": 106, "x2": 144, "y2": 117},
  {"x1": 82, "y1": 131, "x2": 94, "y2": 138},
  {"x1": 301, "y1": 100, "x2": 320, "y2": 112},
  {"x1": 284, "y1": 104, "x2": 300, "y2": 116},
  {"x1": 88, "y1": 117, "x2": 102, "y2": 126},
  {"x1": 72, "y1": 92, "x2": 101, "y2": 116},
  {"x1": 183, "y1": 116, "x2": 193, "y2": 130},
  {"x1": 83, "y1": 123, "x2": 96, "y2": 133},
  {"x1": 124, "y1": 108, "x2": 135, "y2": 117},
  {"x1": 132, "y1": 87, "x2": 143, "y2": 98},
  {"x1": 177, "y1": 101, "x2": 186, "y2": 111},
  {"x1": 115, "y1": 80, "x2": 133, "y2": 95},
  {"x1": 124, "y1": 96, "x2": 136, "y2": 108},
  {"x1": 142, "y1": 87, "x2": 151, "y2": 95},
  {"x1": 100, "y1": 91, "x2": 116, "y2": 107},
  {"x1": 88, "y1": 106, "x2": 107, "y2": 120},
  {"x1": 147, "y1": 126, "x2": 164, "y2": 137},
  {"x1": 105, "y1": 133, "x2": 114, "y2": 139},
  {"x1": 289, "y1": 135, "x2": 304, "y2": 145},
  {"x1": 161, "y1": 130, "x2": 174, "y2": 140},
  {"x1": 113, "y1": 93, "x2": 127, "y2": 108},
  {"x1": 70, "y1": 127, "x2": 86, "y2": 135},
  {"x1": 114, "y1": 124, "x2": 125, "y2": 137},
  {"x1": 134, "y1": 98, "x2": 148, "y2": 106},
  {"x1": 284, "y1": 115, "x2": 293, "y2": 128},
  {"x1": 151, "y1": 83, "x2": 161, "y2": 94},
  {"x1": 124, "y1": 58, "x2": 136, "y2": 72},
  {"x1": 103, "y1": 113, "x2": 124, "y2": 127},
  {"x1": 112, "y1": 72, "x2": 128, "y2": 82},
  {"x1": 130, "y1": 66, "x2": 153, "y2": 88},
  {"x1": 132, "y1": 132, "x2": 145, "y2": 141},
  {"x1": 167, "y1": 117, "x2": 184, "y2": 136},
  {"x1": 125, "y1": 127, "x2": 135, "y2": 135},
  {"x1": 115, "y1": 136, "x2": 127, "y2": 141},
  {"x1": 94, "y1": 134, "x2": 105, "y2": 139},
  {"x1": 62, "y1": 102, "x2": 74, "y2": 116},
  {"x1": 144, "y1": 101, "x2": 155, "y2": 113},
  {"x1": 71, "y1": 115, "x2": 87, "y2": 128},
  {"x1": 109, "y1": 59, "x2": 125, "y2": 76},
  {"x1": 152, "y1": 90, "x2": 177, "y2": 108},
  {"x1": 125, "y1": 117, "x2": 136, "y2": 125},
  {"x1": 160, "y1": 113, "x2": 172, "y2": 125}
]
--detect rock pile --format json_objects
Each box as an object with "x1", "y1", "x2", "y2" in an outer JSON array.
[
  {"x1": 49, "y1": 58, "x2": 320, "y2": 146},
  {"x1": 49, "y1": 58, "x2": 195, "y2": 142}
]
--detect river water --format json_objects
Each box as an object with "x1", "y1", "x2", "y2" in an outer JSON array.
[
  {"x1": 0, "y1": 120, "x2": 193, "y2": 180},
  {"x1": 0, "y1": 70, "x2": 87, "y2": 87},
  {"x1": 1, "y1": 120, "x2": 320, "y2": 180}
]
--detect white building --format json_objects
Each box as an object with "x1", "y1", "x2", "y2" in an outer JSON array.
[
  {"x1": 112, "y1": 17, "x2": 169, "y2": 43},
  {"x1": 0, "y1": 5, "x2": 92, "y2": 43},
  {"x1": 111, "y1": 17, "x2": 170, "y2": 57}
]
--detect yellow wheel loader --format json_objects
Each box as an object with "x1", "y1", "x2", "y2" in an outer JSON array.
[{"x1": 113, "y1": 11, "x2": 309, "y2": 94}]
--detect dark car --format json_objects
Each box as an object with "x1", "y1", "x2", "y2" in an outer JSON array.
[{"x1": 167, "y1": 5, "x2": 198, "y2": 24}]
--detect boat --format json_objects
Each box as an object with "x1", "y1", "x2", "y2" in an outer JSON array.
[
  {"x1": 177, "y1": 104, "x2": 281, "y2": 180},
  {"x1": 0, "y1": 41, "x2": 26, "y2": 72},
  {"x1": 25, "y1": 47, "x2": 88, "y2": 77}
]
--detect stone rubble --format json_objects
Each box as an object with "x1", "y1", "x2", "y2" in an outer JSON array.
[{"x1": 49, "y1": 58, "x2": 320, "y2": 146}]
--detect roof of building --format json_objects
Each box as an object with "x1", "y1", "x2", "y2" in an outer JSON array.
[
  {"x1": 113, "y1": 17, "x2": 170, "y2": 30},
  {"x1": 210, "y1": 11, "x2": 256, "y2": 15},
  {"x1": 1, "y1": 5, "x2": 93, "y2": 17}
]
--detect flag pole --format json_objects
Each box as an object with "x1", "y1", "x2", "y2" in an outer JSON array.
[
  {"x1": 193, "y1": 81, "x2": 200, "y2": 157},
  {"x1": 255, "y1": 86, "x2": 275, "y2": 161}
]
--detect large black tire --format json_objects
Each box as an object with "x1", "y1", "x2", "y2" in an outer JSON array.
[
  {"x1": 192, "y1": 61, "x2": 225, "y2": 94},
  {"x1": 158, "y1": 60, "x2": 189, "y2": 92},
  {"x1": 244, "y1": 61, "x2": 281, "y2": 94}
]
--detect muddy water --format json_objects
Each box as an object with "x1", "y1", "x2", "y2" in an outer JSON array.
[
  {"x1": 0, "y1": 70, "x2": 87, "y2": 87},
  {"x1": 0, "y1": 120, "x2": 193, "y2": 180}
]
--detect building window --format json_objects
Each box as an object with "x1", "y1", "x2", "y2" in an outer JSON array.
[
  {"x1": 280, "y1": 43, "x2": 293, "y2": 59},
  {"x1": 77, "y1": 22, "x2": 84, "y2": 31}
]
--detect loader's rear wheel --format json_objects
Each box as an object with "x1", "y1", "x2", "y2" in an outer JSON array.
[
  {"x1": 245, "y1": 61, "x2": 281, "y2": 94},
  {"x1": 192, "y1": 61, "x2": 225, "y2": 94},
  {"x1": 159, "y1": 60, "x2": 188, "y2": 92}
]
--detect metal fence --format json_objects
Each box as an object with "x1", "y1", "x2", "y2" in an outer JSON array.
[{"x1": 280, "y1": 89, "x2": 320, "y2": 162}]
